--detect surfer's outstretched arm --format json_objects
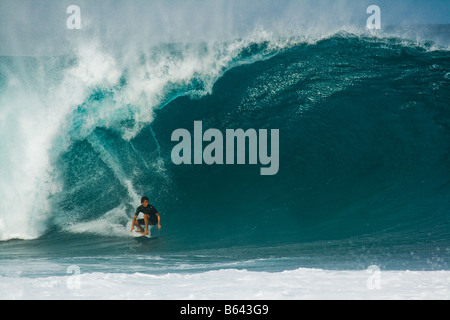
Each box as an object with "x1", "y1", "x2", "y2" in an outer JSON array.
[
  {"x1": 156, "y1": 213, "x2": 162, "y2": 229},
  {"x1": 130, "y1": 216, "x2": 137, "y2": 232}
]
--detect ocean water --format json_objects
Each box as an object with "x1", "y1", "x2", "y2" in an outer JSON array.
[{"x1": 1, "y1": 2, "x2": 450, "y2": 299}]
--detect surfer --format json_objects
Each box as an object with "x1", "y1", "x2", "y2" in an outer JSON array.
[{"x1": 130, "y1": 196, "x2": 162, "y2": 235}]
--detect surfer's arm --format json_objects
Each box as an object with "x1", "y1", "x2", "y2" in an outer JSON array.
[
  {"x1": 130, "y1": 215, "x2": 138, "y2": 232},
  {"x1": 156, "y1": 212, "x2": 161, "y2": 229}
]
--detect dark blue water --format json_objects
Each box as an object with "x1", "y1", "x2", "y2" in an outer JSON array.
[{"x1": 1, "y1": 29, "x2": 450, "y2": 273}]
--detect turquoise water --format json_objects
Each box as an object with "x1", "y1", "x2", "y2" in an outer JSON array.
[{"x1": 1, "y1": 27, "x2": 450, "y2": 281}]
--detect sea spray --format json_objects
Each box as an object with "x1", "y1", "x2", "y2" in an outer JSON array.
[{"x1": 0, "y1": 44, "x2": 122, "y2": 240}]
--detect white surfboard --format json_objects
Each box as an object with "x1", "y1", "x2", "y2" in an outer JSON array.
[
  {"x1": 132, "y1": 225, "x2": 161, "y2": 238},
  {"x1": 132, "y1": 229, "x2": 151, "y2": 238}
]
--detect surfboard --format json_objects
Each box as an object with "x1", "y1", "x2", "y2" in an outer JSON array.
[{"x1": 132, "y1": 230, "x2": 151, "y2": 238}]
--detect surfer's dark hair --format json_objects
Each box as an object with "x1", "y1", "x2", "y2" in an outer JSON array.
[{"x1": 141, "y1": 196, "x2": 149, "y2": 203}]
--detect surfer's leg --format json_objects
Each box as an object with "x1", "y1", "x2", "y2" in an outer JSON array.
[
  {"x1": 142, "y1": 215, "x2": 150, "y2": 235},
  {"x1": 135, "y1": 219, "x2": 145, "y2": 232}
]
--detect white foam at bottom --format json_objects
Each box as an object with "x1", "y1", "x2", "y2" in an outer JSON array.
[{"x1": 1, "y1": 268, "x2": 449, "y2": 300}]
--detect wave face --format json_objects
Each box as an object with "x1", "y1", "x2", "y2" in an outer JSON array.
[
  {"x1": 0, "y1": 27, "x2": 450, "y2": 268},
  {"x1": 144, "y1": 34, "x2": 450, "y2": 248}
]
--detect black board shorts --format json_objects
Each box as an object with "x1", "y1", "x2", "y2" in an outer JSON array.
[{"x1": 137, "y1": 214, "x2": 158, "y2": 226}]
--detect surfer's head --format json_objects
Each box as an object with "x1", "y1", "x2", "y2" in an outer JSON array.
[{"x1": 141, "y1": 196, "x2": 149, "y2": 207}]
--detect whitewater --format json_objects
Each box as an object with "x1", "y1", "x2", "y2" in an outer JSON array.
[
  {"x1": 1, "y1": 0, "x2": 450, "y2": 300},
  {"x1": 2, "y1": 266, "x2": 450, "y2": 300}
]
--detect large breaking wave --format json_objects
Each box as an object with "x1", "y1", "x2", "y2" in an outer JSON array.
[{"x1": 0, "y1": 26, "x2": 449, "y2": 256}]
